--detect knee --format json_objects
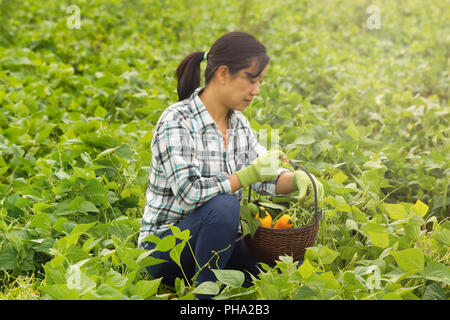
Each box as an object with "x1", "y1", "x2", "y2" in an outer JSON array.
[
  {"x1": 205, "y1": 194, "x2": 240, "y2": 227},
  {"x1": 213, "y1": 193, "x2": 240, "y2": 209},
  {"x1": 213, "y1": 193, "x2": 240, "y2": 215}
]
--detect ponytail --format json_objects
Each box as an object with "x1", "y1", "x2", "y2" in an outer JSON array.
[{"x1": 175, "y1": 51, "x2": 205, "y2": 101}]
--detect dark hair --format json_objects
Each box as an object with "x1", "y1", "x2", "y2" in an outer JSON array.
[{"x1": 175, "y1": 31, "x2": 270, "y2": 101}]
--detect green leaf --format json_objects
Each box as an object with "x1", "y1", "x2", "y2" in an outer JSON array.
[
  {"x1": 384, "y1": 268, "x2": 420, "y2": 284},
  {"x1": 333, "y1": 171, "x2": 348, "y2": 184},
  {"x1": 142, "y1": 234, "x2": 160, "y2": 244},
  {"x1": 66, "y1": 244, "x2": 90, "y2": 263},
  {"x1": 246, "y1": 216, "x2": 261, "y2": 239},
  {"x1": 318, "y1": 246, "x2": 340, "y2": 264},
  {"x1": 32, "y1": 202, "x2": 53, "y2": 214},
  {"x1": 169, "y1": 241, "x2": 186, "y2": 267},
  {"x1": 270, "y1": 195, "x2": 298, "y2": 203},
  {"x1": 0, "y1": 246, "x2": 17, "y2": 270},
  {"x1": 319, "y1": 271, "x2": 340, "y2": 290},
  {"x1": 53, "y1": 217, "x2": 69, "y2": 233},
  {"x1": 115, "y1": 247, "x2": 141, "y2": 270},
  {"x1": 70, "y1": 222, "x2": 97, "y2": 236},
  {"x1": 292, "y1": 135, "x2": 316, "y2": 145},
  {"x1": 293, "y1": 285, "x2": 318, "y2": 300},
  {"x1": 135, "y1": 278, "x2": 162, "y2": 299},
  {"x1": 298, "y1": 258, "x2": 315, "y2": 279},
  {"x1": 344, "y1": 121, "x2": 359, "y2": 140},
  {"x1": 423, "y1": 262, "x2": 450, "y2": 285},
  {"x1": 95, "y1": 146, "x2": 121, "y2": 160},
  {"x1": 65, "y1": 265, "x2": 96, "y2": 295},
  {"x1": 422, "y1": 283, "x2": 448, "y2": 300},
  {"x1": 192, "y1": 281, "x2": 220, "y2": 295},
  {"x1": 211, "y1": 269, "x2": 245, "y2": 288},
  {"x1": 305, "y1": 245, "x2": 340, "y2": 265},
  {"x1": 42, "y1": 284, "x2": 80, "y2": 300},
  {"x1": 351, "y1": 205, "x2": 366, "y2": 222},
  {"x1": 80, "y1": 179, "x2": 107, "y2": 198},
  {"x1": 155, "y1": 235, "x2": 175, "y2": 252},
  {"x1": 29, "y1": 212, "x2": 52, "y2": 230},
  {"x1": 36, "y1": 123, "x2": 56, "y2": 143},
  {"x1": 115, "y1": 144, "x2": 132, "y2": 160},
  {"x1": 82, "y1": 237, "x2": 103, "y2": 253},
  {"x1": 258, "y1": 201, "x2": 287, "y2": 210},
  {"x1": 94, "y1": 106, "x2": 107, "y2": 118},
  {"x1": 33, "y1": 237, "x2": 55, "y2": 255},
  {"x1": 68, "y1": 196, "x2": 99, "y2": 213},
  {"x1": 362, "y1": 223, "x2": 390, "y2": 248},
  {"x1": 137, "y1": 253, "x2": 166, "y2": 268},
  {"x1": 1, "y1": 56, "x2": 34, "y2": 67},
  {"x1": 342, "y1": 271, "x2": 366, "y2": 291},
  {"x1": 53, "y1": 179, "x2": 72, "y2": 196},
  {"x1": 412, "y1": 199, "x2": 429, "y2": 217},
  {"x1": 168, "y1": 225, "x2": 190, "y2": 241},
  {"x1": 384, "y1": 203, "x2": 408, "y2": 220},
  {"x1": 432, "y1": 230, "x2": 450, "y2": 246},
  {"x1": 213, "y1": 286, "x2": 256, "y2": 300},
  {"x1": 0, "y1": 89, "x2": 5, "y2": 105},
  {"x1": 94, "y1": 284, "x2": 123, "y2": 300},
  {"x1": 382, "y1": 292, "x2": 403, "y2": 300},
  {"x1": 240, "y1": 205, "x2": 252, "y2": 220},
  {"x1": 391, "y1": 248, "x2": 424, "y2": 272},
  {"x1": 345, "y1": 218, "x2": 359, "y2": 232},
  {"x1": 404, "y1": 214, "x2": 424, "y2": 241},
  {"x1": 80, "y1": 134, "x2": 116, "y2": 149}
]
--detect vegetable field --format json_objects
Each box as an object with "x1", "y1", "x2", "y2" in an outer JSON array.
[{"x1": 0, "y1": 0, "x2": 449, "y2": 300}]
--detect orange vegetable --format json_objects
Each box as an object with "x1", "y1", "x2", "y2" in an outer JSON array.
[
  {"x1": 273, "y1": 214, "x2": 294, "y2": 229},
  {"x1": 256, "y1": 210, "x2": 272, "y2": 228}
]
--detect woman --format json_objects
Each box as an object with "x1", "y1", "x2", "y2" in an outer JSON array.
[{"x1": 138, "y1": 31, "x2": 324, "y2": 296}]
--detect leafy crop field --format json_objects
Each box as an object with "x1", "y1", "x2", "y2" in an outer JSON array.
[{"x1": 0, "y1": 0, "x2": 448, "y2": 300}]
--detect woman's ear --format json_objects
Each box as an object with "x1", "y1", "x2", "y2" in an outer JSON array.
[{"x1": 216, "y1": 65, "x2": 230, "y2": 85}]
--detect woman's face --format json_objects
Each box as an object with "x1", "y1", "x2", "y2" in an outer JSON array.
[{"x1": 220, "y1": 61, "x2": 267, "y2": 112}]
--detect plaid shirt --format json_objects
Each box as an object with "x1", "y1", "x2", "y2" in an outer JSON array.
[{"x1": 138, "y1": 86, "x2": 288, "y2": 245}]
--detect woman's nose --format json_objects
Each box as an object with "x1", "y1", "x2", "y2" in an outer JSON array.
[{"x1": 250, "y1": 84, "x2": 260, "y2": 96}]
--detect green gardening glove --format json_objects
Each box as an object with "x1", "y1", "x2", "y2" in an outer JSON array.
[
  {"x1": 235, "y1": 150, "x2": 285, "y2": 188},
  {"x1": 291, "y1": 170, "x2": 324, "y2": 207}
]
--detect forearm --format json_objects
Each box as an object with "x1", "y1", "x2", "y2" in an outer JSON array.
[
  {"x1": 229, "y1": 173, "x2": 242, "y2": 193},
  {"x1": 229, "y1": 171, "x2": 294, "y2": 195},
  {"x1": 275, "y1": 172, "x2": 295, "y2": 194}
]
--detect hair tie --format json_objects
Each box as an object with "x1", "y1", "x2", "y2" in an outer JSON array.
[{"x1": 203, "y1": 51, "x2": 208, "y2": 61}]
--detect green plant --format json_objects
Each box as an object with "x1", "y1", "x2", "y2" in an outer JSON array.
[{"x1": 0, "y1": 0, "x2": 448, "y2": 300}]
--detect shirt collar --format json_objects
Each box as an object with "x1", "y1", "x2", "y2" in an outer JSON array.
[{"x1": 191, "y1": 86, "x2": 239, "y2": 131}]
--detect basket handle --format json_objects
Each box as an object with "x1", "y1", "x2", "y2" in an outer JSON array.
[{"x1": 247, "y1": 157, "x2": 321, "y2": 221}]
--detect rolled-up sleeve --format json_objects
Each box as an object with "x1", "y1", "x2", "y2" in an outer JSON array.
[{"x1": 153, "y1": 120, "x2": 232, "y2": 212}]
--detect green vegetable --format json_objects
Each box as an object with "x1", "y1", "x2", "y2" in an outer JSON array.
[{"x1": 247, "y1": 203, "x2": 259, "y2": 217}]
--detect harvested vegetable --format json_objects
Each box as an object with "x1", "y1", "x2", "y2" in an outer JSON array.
[
  {"x1": 273, "y1": 215, "x2": 294, "y2": 229},
  {"x1": 255, "y1": 210, "x2": 273, "y2": 228}
]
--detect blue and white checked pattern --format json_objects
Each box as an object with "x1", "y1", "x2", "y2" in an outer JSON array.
[{"x1": 138, "y1": 86, "x2": 288, "y2": 245}]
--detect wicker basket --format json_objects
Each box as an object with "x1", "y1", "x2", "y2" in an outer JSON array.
[{"x1": 244, "y1": 161, "x2": 322, "y2": 264}]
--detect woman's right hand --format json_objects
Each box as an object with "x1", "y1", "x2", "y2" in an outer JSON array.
[{"x1": 235, "y1": 149, "x2": 285, "y2": 188}]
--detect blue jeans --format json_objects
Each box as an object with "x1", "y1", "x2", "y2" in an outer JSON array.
[{"x1": 141, "y1": 194, "x2": 267, "y2": 294}]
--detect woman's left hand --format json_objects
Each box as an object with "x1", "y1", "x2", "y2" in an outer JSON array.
[{"x1": 291, "y1": 170, "x2": 324, "y2": 207}]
